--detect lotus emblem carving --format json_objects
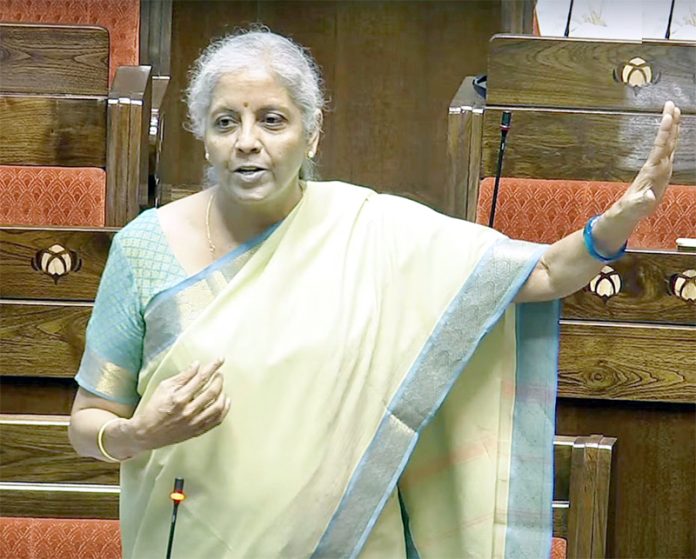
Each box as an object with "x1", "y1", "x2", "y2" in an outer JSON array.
[
  {"x1": 614, "y1": 57, "x2": 660, "y2": 92},
  {"x1": 31, "y1": 244, "x2": 82, "y2": 284},
  {"x1": 669, "y1": 269, "x2": 696, "y2": 303},
  {"x1": 588, "y1": 266, "x2": 622, "y2": 301}
]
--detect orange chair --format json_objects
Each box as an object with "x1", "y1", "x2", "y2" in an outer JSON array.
[
  {"x1": 0, "y1": 518, "x2": 120, "y2": 559},
  {"x1": 0, "y1": 0, "x2": 170, "y2": 226},
  {"x1": 476, "y1": 178, "x2": 696, "y2": 249}
]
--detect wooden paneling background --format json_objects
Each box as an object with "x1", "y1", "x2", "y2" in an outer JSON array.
[
  {"x1": 557, "y1": 399, "x2": 696, "y2": 559},
  {"x1": 161, "y1": 0, "x2": 502, "y2": 212}
]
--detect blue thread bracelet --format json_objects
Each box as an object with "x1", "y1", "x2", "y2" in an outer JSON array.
[{"x1": 583, "y1": 215, "x2": 627, "y2": 263}]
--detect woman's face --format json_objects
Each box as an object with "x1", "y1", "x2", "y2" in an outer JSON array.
[{"x1": 204, "y1": 67, "x2": 318, "y2": 205}]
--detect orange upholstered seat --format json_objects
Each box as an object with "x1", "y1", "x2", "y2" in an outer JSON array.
[
  {"x1": 0, "y1": 517, "x2": 120, "y2": 559},
  {"x1": 0, "y1": 0, "x2": 139, "y2": 84},
  {"x1": 477, "y1": 178, "x2": 696, "y2": 249},
  {"x1": 551, "y1": 536, "x2": 568, "y2": 558},
  {"x1": 0, "y1": 166, "x2": 106, "y2": 227}
]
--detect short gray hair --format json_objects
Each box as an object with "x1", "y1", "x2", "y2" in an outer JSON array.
[{"x1": 185, "y1": 27, "x2": 326, "y2": 181}]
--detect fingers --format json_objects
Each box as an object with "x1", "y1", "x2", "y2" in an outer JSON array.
[
  {"x1": 193, "y1": 390, "x2": 231, "y2": 432},
  {"x1": 647, "y1": 102, "x2": 680, "y2": 165},
  {"x1": 169, "y1": 361, "x2": 201, "y2": 387},
  {"x1": 178, "y1": 357, "x2": 225, "y2": 399},
  {"x1": 186, "y1": 371, "x2": 224, "y2": 415}
]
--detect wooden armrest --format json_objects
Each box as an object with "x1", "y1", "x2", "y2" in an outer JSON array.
[
  {"x1": 677, "y1": 238, "x2": 696, "y2": 253},
  {"x1": 149, "y1": 76, "x2": 170, "y2": 207},
  {"x1": 105, "y1": 66, "x2": 153, "y2": 227}
]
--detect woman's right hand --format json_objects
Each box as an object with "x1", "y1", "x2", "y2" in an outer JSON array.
[{"x1": 128, "y1": 358, "x2": 231, "y2": 452}]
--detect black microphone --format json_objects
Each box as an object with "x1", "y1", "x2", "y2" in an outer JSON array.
[
  {"x1": 488, "y1": 111, "x2": 512, "y2": 229},
  {"x1": 166, "y1": 478, "x2": 186, "y2": 559},
  {"x1": 564, "y1": 0, "x2": 575, "y2": 37},
  {"x1": 665, "y1": 0, "x2": 676, "y2": 39}
]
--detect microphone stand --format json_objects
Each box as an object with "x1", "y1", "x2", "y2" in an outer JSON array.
[
  {"x1": 166, "y1": 478, "x2": 186, "y2": 559},
  {"x1": 564, "y1": 0, "x2": 575, "y2": 38},
  {"x1": 665, "y1": 0, "x2": 676, "y2": 39},
  {"x1": 488, "y1": 111, "x2": 512, "y2": 229}
]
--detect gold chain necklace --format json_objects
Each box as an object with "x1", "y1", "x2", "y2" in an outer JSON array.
[{"x1": 205, "y1": 191, "x2": 216, "y2": 256}]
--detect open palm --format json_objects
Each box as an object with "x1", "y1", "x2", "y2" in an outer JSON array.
[{"x1": 618, "y1": 101, "x2": 681, "y2": 220}]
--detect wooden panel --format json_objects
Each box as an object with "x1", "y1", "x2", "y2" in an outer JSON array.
[
  {"x1": 567, "y1": 438, "x2": 597, "y2": 559},
  {"x1": 562, "y1": 251, "x2": 696, "y2": 326},
  {"x1": 559, "y1": 321, "x2": 696, "y2": 403},
  {"x1": 0, "y1": 485, "x2": 118, "y2": 519},
  {"x1": 0, "y1": 227, "x2": 114, "y2": 301},
  {"x1": 557, "y1": 400, "x2": 696, "y2": 558},
  {"x1": 0, "y1": 416, "x2": 119, "y2": 484},
  {"x1": 593, "y1": 436, "x2": 614, "y2": 558},
  {"x1": 487, "y1": 36, "x2": 696, "y2": 113},
  {"x1": 0, "y1": 377, "x2": 76, "y2": 415},
  {"x1": 0, "y1": 303, "x2": 91, "y2": 378},
  {"x1": 553, "y1": 505, "x2": 569, "y2": 539},
  {"x1": 482, "y1": 109, "x2": 696, "y2": 184},
  {"x1": 0, "y1": 96, "x2": 107, "y2": 166},
  {"x1": 553, "y1": 438, "x2": 573, "y2": 501},
  {"x1": 0, "y1": 24, "x2": 108, "y2": 96}
]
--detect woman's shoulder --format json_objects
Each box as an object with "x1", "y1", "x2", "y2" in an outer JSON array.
[{"x1": 111, "y1": 205, "x2": 187, "y2": 297}]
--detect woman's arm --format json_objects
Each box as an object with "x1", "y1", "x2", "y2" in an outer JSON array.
[
  {"x1": 69, "y1": 359, "x2": 231, "y2": 462},
  {"x1": 516, "y1": 101, "x2": 681, "y2": 303},
  {"x1": 69, "y1": 389, "x2": 140, "y2": 461}
]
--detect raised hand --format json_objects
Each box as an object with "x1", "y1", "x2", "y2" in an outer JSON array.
[
  {"x1": 129, "y1": 358, "x2": 231, "y2": 451},
  {"x1": 617, "y1": 101, "x2": 681, "y2": 221}
]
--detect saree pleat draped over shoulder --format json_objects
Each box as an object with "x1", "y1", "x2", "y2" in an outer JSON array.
[{"x1": 85, "y1": 182, "x2": 560, "y2": 558}]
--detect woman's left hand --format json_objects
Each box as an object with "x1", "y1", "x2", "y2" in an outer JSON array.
[{"x1": 614, "y1": 100, "x2": 681, "y2": 222}]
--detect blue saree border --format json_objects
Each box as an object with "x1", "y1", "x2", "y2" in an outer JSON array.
[
  {"x1": 145, "y1": 220, "x2": 282, "y2": 313},
  {"x1": 504, "y1": 301, "x2": 560, "y2": 559},
  {"x1": 312, "y1": 239, "x2": 551, "y2": 558}
]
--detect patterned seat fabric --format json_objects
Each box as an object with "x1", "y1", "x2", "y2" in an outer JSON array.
[
  {"x1": 551, "y1": 537, "x2": 567, "y2": 559},
  {"x1": 0, "y1": 517, "x2": 120, "y2": 559},
  {"x1": 477, "y1": 178, "x2": 696, "y2": 249},
  {"x1": 0, "y1": 0, "x2": 139, "y2": 84},
  {"x1": 0, "y1": 166, "x2": 106, "y2": 227}
]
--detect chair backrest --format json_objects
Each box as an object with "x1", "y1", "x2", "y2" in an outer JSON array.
[
  {"x1": 0, "y1": 0, "x2": 140, "y2": 84},
  {"x1": 449, "y1": 36, "x2": 695, "y2": 248},
  {"x1": 0, "y1": 23, "x2": 152, "y2": 227},
  {"x1": 553, "y1": 434, "x2": 616, "y2": 559},
  {"x1": 448, "y1": 35, "x2": 696, "y2": 408}
]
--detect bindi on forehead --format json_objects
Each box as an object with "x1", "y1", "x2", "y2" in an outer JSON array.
[{"x1": 243, "y1": 102, "x2": 249, "y2": 108}]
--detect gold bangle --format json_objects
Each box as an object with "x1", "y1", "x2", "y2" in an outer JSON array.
[{"x1": 97, "y1": 418, "x2": 122, "y2": 463}]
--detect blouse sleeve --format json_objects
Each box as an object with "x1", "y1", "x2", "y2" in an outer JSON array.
[{"x1": 75, "y1": 235, "x2": 144, "y2": 404}]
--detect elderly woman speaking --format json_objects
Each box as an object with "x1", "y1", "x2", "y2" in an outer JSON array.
[{"x1": 69, "y1": 29, "x2": 680, "y2": 558}]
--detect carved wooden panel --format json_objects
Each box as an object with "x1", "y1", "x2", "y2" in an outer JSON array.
[
  {"x1": 558, "y1": 322, "x2": 696, "y2": 403},
  {"x1": 562, "y1": 252, "x2": 696, "y2": 325},
  {"x1": 482, "y1": 109, "x2": 696, "y2": 184},
  {"x1": 0, "y1": 24, "x2": 109, "y2": 96},
  {"x1": 0, "y1": 377, "x2": 76, "y2": 415},
  {"x1": 0, "y1": 416, "x2": 118, "y2": 484},
  {"x1": 0, "y1": 228, "x2": 114, "y2": 301},
  {"x1": 557, "y1": 399, "x2": 696, "y2": 558},
  {"x1": 487, "y1": 36, "x2": 696, "y2": 113},
  {"x1": 0, "y1": 96, "x2": 107, "y2": 167},
  {"x1": 0, "y1": 303, "x2": 91, "y2": 378}
]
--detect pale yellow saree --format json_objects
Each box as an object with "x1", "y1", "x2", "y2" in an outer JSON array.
[{"x1": 119, "y1": 181, "x2": 559, "y2": 558}]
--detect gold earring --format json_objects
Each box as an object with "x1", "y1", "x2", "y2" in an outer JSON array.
[{"x1": 307, "y1": 151, "x2": 315, "y2": 159}]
